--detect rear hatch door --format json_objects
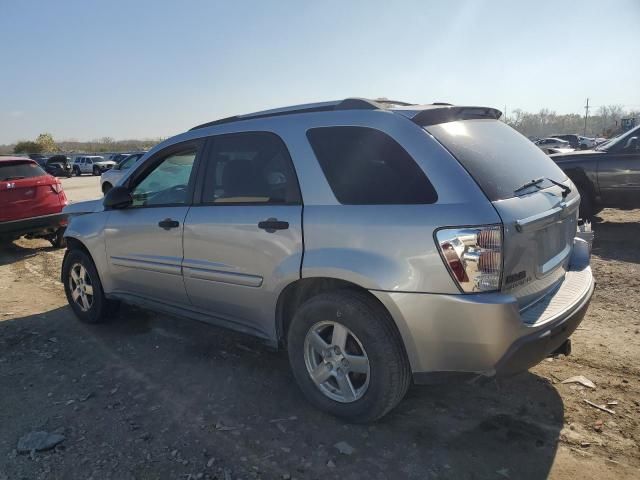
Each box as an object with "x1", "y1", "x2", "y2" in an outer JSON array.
[
  {"x1": 425, "y1": 119, "x2": 579, "y2": 307},
  {"x1": 0, "y1": 161, "x2": 62, "y2": 222}
]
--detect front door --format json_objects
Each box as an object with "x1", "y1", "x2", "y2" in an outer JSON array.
[
  {"x1": 104, "y1": 140, "x2": 202, "y2": 305},
  {"x1": 182, "y1": 132, "x2": 303, "y2": 339},
  {"x1": 597, "y1": 139, "x2": 640, "y2": 207}
]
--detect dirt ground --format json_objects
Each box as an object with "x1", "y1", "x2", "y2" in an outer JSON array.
[{"x1": 1, "y1": 208, "x2": 639, "y2": 480}]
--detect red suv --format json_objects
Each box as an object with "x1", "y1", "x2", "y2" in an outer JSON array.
[{"x1": 0, "y1": 157, "x2": 68, "y2": 247}]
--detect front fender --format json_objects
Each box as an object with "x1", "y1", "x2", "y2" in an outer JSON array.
[{"x1": 63, "y1": 211, "x2": 112, "y2": 292}]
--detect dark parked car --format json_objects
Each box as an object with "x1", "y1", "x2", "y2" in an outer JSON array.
[
  {"x1": 45, "y1": 155, "x2": 73, "y2": 177},
  {"x1": 550, "y1": 125, "x2": 640, "y2": 217},
  {"x1": 28, "y1": 154, "x2": 48, "y2": 167},
  {"x1": 550, "y1": 134, "x2": 581, "y2": 149}
]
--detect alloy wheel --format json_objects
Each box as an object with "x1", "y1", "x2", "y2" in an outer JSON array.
[
  {"x1": 303, "y1": 321, "x2": 370, "y2": 403},
  {"x1": 68, "y1": 263, "x2": 94, "y2": 312}
]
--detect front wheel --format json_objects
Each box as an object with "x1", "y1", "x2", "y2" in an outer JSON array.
[
  {"x1": 287, "y1": 291, "x2": 411, "y2": 423},
  {"x1": 93, "y1": 166, "x2": 100, "y2": 176},
  {"x1": 62, "y1": 249, "x2": 118, "y2": 323},
  {"x1": 73, "y1": 167, "x2": 81, "y2": 176},
  {"x1": 102, "y1": 182, "x2": 112, "y2": 195}
]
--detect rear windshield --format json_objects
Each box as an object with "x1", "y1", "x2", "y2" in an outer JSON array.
[
  {"x1": 0, "y1": 161, "x2": 46, "y2": 180},
  {"x1": 425, "y1": 119, "x2": 567, "y2": 201}
]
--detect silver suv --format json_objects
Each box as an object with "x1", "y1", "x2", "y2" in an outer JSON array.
[{"x1": 61, "y1": 98, "x2": 594, "y2": 422}]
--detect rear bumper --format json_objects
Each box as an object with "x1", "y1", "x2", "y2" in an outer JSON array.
[
  {"x1": 372, "y1": 238, "x2": 594, "y2": 383},
  {"x1": 0, "y1": 213, "x2": 67, "y2": 238}
]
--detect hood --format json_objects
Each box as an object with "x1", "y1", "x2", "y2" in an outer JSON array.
[
  {"x1": 549, "y1": 149, "x2": 600, "y2": 161},
  {"x1": 63, "y1": 199, "x2": 104, "y2": 215}
]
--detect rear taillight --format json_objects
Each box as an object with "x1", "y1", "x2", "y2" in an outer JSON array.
[
  {"x1": 50, "y1": 183, "x2": 63, "y2": 194},
  {"x1": 436, "y1": 225, "x2": 503, "y2": 293}
]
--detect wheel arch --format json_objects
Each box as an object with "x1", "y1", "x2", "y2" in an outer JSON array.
[
  {"x1": 275, "y1": 277, "x2": 411, "y2": 367},
  {"x1": 563, "y1": 167, "x2": 597, "y2": 203}
]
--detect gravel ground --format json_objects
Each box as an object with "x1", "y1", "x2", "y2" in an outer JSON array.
[{"x1": 0, "y1": 208, "x2": 639, "y2": 480}]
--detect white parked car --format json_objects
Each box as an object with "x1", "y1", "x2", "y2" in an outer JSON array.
[
  {"x1": 535, "y1": 138, "x2": 571, "y2": 149},
  {"x1": 72, "y1": 156, "x2": 116, "y2": 176},
  {"x1": 100, "y1": 152, "x2": 146, "y2": 194},
  {"x1": 578, "y1": 136, "x2": 597, "y2": 149}
]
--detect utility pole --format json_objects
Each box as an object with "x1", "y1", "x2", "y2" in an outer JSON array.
[{"x1": 583, "y1": 98, "x2": 590, "y2": 136}]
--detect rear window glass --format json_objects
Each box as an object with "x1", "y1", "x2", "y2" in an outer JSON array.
[
  {"x1": 426, "y1": 120, "x2": 567, "y2": 201},
  {"x1": 0, "y1": 161, "x2": 46, "y2": 180},
  {"x1": 306, "y1": 126, "x2": 437, "y2": 205}
]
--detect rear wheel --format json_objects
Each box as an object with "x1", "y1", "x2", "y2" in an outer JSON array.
[
  {"x1": 287, "y1": 290, "x2": 411, "y2": 423},
  {"x1": 62, "y1": 249, "x2": 118, "y2": 323}
]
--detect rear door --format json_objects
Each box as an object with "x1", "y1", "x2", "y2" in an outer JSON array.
[
  {"x1": 182, "y1": 131, "x2": 303, "y2": 339},
  {"x1": 103, "y1": 140, "x2": 202, "y2": 304},
  {"x1": 426, "y1": 119, "x2": 579, "y2": 308}
]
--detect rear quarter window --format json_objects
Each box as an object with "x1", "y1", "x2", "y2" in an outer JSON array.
[
  {"x1": 425, "y1": 120, "x2": 568, "y2": 201},
  {"x1": 0, "y1": 161, "x2": 47, "y2": 180},
  {"x1": 306, "y1": 126, "x2": 437, "y2": 205}
]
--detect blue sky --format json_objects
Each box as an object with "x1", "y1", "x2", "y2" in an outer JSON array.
[{"x1": 1, "y1": 0, "x2": 638, "y2": 144}]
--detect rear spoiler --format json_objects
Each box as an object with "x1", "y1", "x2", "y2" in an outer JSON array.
[{"x1": 411, "y1": 106, "x2": 502, "y2": 126}]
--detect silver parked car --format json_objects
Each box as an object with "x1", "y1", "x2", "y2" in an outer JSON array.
[{"x1": 61, "y1": 98, "x2": 594, "y2": 422}]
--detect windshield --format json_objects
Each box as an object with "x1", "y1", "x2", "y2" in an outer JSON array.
[
  {"x1": 426, "y1": 119, "x2": 568, "y2": 201},
  {"x1": 596, "y1": 125, "x2": 640, "y2": 151}
]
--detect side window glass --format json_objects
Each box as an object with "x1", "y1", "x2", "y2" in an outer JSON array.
[
  {"x1": 201, "y1": 132, "x2": 300, "y2": 204},
  {"x1": 131, "y1": 148, "x2": 197, "y2": 207},
  {"x1": 306, "y1": 126, "x2": 437, "y2": 205}
]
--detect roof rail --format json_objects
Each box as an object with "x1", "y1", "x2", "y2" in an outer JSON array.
[{"x1": 189, "y1": 97, "x2": 412, "y2": 131}]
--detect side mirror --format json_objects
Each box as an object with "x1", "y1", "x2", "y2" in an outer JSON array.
[
  {"x1": 624, "y1": 136, "x2": 639, "y2": 151},
  {"x1": 103, "y1": 185, "x2": 133, "y2": 209}
]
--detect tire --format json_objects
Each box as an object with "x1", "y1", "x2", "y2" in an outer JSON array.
[
  {"x1": 62, "y1": 248, "x2": 118, "y2": 323},
  {"x1": 73, "y1": 167, "x2": 81, "y2": 177},
  {"x1": 576, "y1": 184, "x2": 594, "y2": 219},
  {"x1": 93, "y1": 166, "x2": 100, "y2": 176},
  {"x1": 102, "y1": 182, "x2": 112, "y2": 195},
  {"x1": 287, "y1": 290, "x2": 411, "y2": 423},
  {"x1": 49, "y1": 228, "x2": 67, "y2": 249}
]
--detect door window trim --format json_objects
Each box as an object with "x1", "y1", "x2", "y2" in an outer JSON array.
[
  {"x1": 123, "y1": 139, "x2": 204, "y2": 209},
  {"x1": 192, "y1": 131, "x2": 303, "y2": 206}
]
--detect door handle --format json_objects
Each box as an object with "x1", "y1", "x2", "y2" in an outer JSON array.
[
  {"x1": 158, "y1": 218, "x2": 180, "y2": 230},
  {"x1": 258, "y1": 218, "x2": 289, "y2": 232}
]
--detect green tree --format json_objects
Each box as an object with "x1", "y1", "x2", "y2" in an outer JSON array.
[
  {"x1": 36, "y1": 133, "x2": 58, "y2": 153},
  {"x1": 14, "y1": 141, "x2": 42, "y2": 154}
]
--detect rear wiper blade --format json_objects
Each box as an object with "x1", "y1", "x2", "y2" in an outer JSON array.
[
  {"x1": 514, "y1": 177, "x2": 571, "y2": 198},
  {"x1": 545, "y1": 177, "x2": 571, "y2": 198},
  {"x1": 514, "y1": 177, "x2": 544, "y2": 194}
]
